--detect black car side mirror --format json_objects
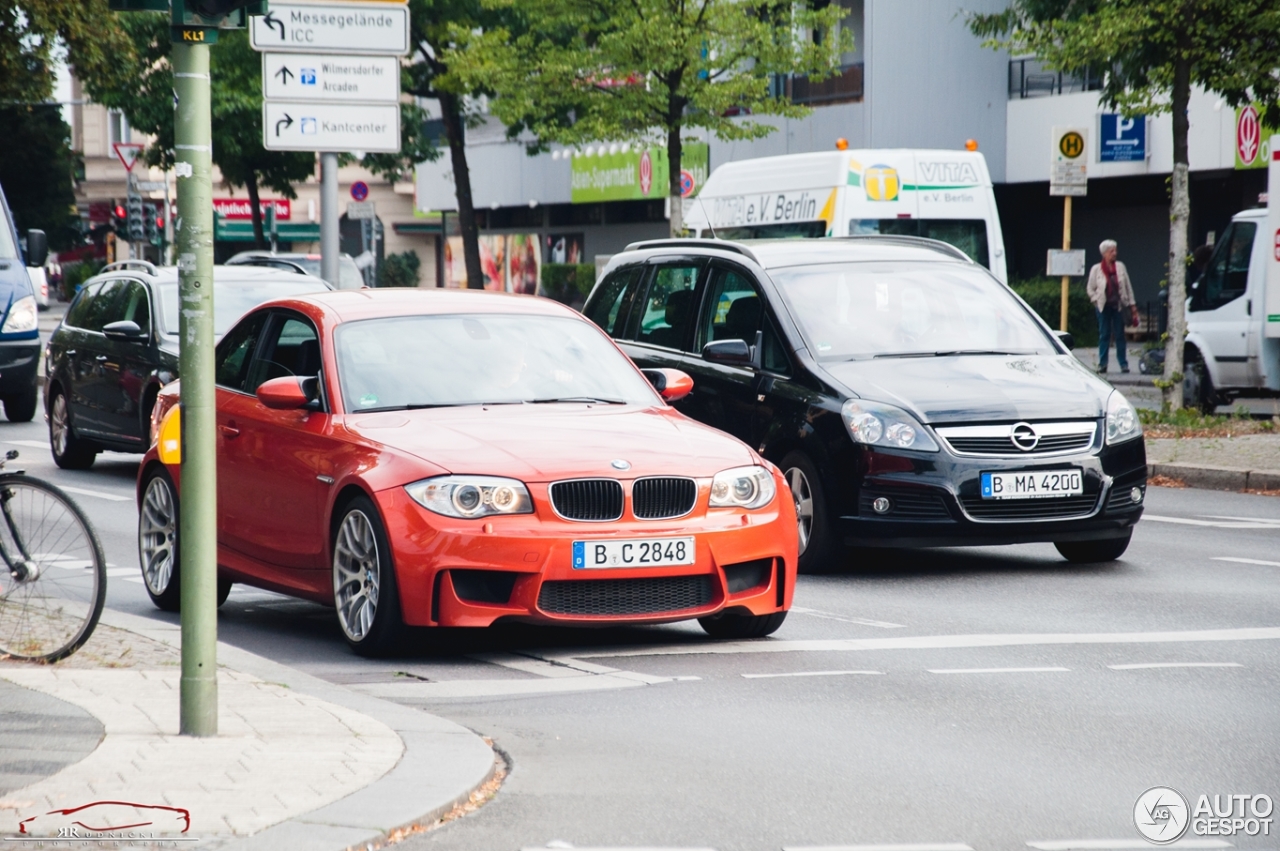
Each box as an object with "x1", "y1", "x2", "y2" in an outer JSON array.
[
  {"x1": 1054, "y1": 330, "x2": 1074, "y2": 350},
  {"x1": 103, "y1": 320, "x2": 148, "y2": 342},
  {"x1": 24, "y1": 230, "x2": 47, "y2": 268},
  {"x1": 702, "y1": 339, "x2": 753, "y2": 366}
]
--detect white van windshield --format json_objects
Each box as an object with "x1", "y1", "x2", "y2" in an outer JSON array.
[
  {"x1": 771, "y1": 263, "x2": 1054, "y2": 361},
  {"x1": 850, "y1": 219, "x2": 990, "y2": 269},
  {"x1": 0, "y1": 204, "x2": 18, "y2": 260}
]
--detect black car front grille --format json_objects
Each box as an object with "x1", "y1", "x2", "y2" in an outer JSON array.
[
  {"x1": 858, "y1": 487, "x2": 952, "y2": 520},
  {"x1": 632, "y1": 477, "x2": 698, "y2": 519},
  {"x1": 960, "y1": 493, "x2": 1099, "y2": 521},
  {"x1": 945, "y1": 433, "x2": 1094, "y2": 455},
  {"x1": 538, "y1": 575, "x2": 714, "y2": 616},
  {"x1": 550, "y1": 479, "x2": 624, "y2": 521}
]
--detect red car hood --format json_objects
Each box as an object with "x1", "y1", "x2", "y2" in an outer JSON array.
[{"x1": 342, "y1": 404, "x2": 757, "y2": 482}]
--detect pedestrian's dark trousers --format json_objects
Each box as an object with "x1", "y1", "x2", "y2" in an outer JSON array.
[{"x1": 1096, "y1": 306, "x2": 1127, "y2": 370}]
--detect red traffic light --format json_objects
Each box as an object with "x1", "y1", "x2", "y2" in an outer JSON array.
[{"x1": 114, "y1": 205, "x2": 127, "y2": 220}]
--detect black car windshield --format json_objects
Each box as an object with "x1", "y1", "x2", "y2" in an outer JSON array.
[
  {"x1": 334, "y1": 313, "x2": 660, "y2": 411},
  {"x1": 770, "y1": 263, "x2": 1057, "y2": 360},
  {"x1": 156, "y1": 279, "x2": 329, "y2": 337}
]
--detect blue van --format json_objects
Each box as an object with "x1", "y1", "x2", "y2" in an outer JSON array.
[{"x1": 0, "y1": 184, "x2": 44, "y2": 422}]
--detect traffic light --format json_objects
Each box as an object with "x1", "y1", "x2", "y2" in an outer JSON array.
[
  {"x1": 145, "y1": 205, "x2": 162, "y2": 245},
  {"x1": 127, "y1": 193, "x2": 147, "y2": 242},
  {"x1": 112, "y1": 203, "x2": 128, "y2": 234},
  {"x1": 172, "y1": 0, "x2": 268, "y2": 38}
]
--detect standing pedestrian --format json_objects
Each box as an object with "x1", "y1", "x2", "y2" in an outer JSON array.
[{"x1": 1086, "y1": 239, "x2": 1138, "y2": 374}]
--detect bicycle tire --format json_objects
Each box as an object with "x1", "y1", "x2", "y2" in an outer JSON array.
[{"x1": 0, "y1": 474, "x2": 106, "y2": 663}]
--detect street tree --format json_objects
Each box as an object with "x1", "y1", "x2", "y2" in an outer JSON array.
[
  {"x1": 969, "y1": 0, "x2": 1280, "y2": 410},
  {"x1": 0, "y1": 0, "x2": 131, "y2": 104},
  {"x1": 88, "y1": 15, "x2": 436, "y2": 251},
  {"x1": 0, "y1": 105, "x2": 81, "y2": 250},
  {"x1": 453, "y1": 0, "x2": 851, "y2": 237},
  {"x1": 402, "y1": 0, "x2": 509, "y2": 289}
]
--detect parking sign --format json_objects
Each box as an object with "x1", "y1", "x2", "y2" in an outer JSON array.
[{"x1": 1099, "y1": 114, "x2": 1146, "y2": 162}]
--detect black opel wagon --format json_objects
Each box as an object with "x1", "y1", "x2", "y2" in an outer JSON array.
[{"x1": 585, "y1": 237, "x2": 1146, "y2": 573}]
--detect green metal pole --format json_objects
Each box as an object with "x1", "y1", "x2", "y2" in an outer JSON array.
[{"x1": 173, "y1": 39, "x2": 217, "y2": 737}]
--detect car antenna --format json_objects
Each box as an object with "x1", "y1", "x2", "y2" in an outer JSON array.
[{"x1": 696, "y1": 195, "x2": 719, "y2": 240}]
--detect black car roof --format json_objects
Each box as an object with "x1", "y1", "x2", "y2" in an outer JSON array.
[{"x1": 620, "y1": 235, "x2": 974, "y2": 270}]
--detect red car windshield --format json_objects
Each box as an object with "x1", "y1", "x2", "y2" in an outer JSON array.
[{"x1": 334, "y1": 313, "x2": 660, "y2": 412}]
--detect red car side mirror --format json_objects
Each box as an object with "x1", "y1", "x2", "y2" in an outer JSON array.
[
  {"x1": 256, "y1": 376, "x2": 314, "y2": 410},
  {"x1": 641, "y1": 368, "x2": 694, "y2": 403}
]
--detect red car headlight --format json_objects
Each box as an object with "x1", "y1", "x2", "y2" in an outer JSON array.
[{"x1": 405, "y1": 476, "x2": 534, "y2": 519}]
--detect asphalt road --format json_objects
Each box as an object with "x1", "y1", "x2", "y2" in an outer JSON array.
[{"x1": 1, "y1": 414, "x2": 1277, "y2": 851}]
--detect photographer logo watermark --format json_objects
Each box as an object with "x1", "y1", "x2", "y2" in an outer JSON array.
[
  {"x1": 1135, "y1": 788, "x2": 1274, "y2": 844},
  {"x1": 1134, "y1": 786, "x2": 1190, "y2": 844}
]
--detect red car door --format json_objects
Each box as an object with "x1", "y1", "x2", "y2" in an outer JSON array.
[{"x1": 216, "y1": 310, "x2": 332, "y2": 571}]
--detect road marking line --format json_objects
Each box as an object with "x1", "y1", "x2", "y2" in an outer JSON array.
[
  {"x1": 1107, "y1": 662, "x2": 1242, "y2": 670},
  {"x1": 353, "y1": 676, "x2": 647, "y2": 699},
  {"x1": 560, "y1": 626, "x2": 1280, "y2": 660},
  {"x1": 742, "y1": 670, "x2": 884, "y2": 679},
  {"x1": 1213, "y1": 556, "x2": 1280, "y2": 567},
  {"x1": 57, "y1": 485, "x2": 132, "y2": 502},
  {"x1": 1144, "y1": 514, "x2": 1280, "y2": 529},
  {"x1": 3, "y1": 440, "x2": 50, "y2": 449},
  {"x1": 791, "y1": 606, "x2": 906, "y2": 628},
  {"x1": 785, "y1": 845, "x2": 974, "y2": 851},
  {"x1": 1027, "y1": 840, "x2": 1231, "y2": 850},
  {"x1": 469, "y1": 652, "x2": 593, "y2": 679},
  {"x1": 1204, "y1": 514, "x2": 1280, "y2": 524},
  {"x1": 104, "y1": 568, "x2": 137, "y2": 578},
  {"x1": 928, "y1": 667, "x2": 1070, "y2": 674},
  {"x1": 523, "y1": 847, "x2": 717, "y2": 851}
]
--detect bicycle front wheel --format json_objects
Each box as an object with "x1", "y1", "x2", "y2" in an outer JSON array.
[{"x1": 0, "y1": 475, "x2": 106, "y2": 662}]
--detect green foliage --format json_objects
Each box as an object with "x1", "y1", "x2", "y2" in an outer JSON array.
[
  {"x1": 61, "y1": 260, "x2": 103, "y2": 300},
  {"x1": 378, "y1": 251, "x2": 422, "y2": 288},
  {"x1": 0, "y1": 0, "x2": 132, "y2": 104},
  {"x1": 0, "y1": 105, "x2": 81, "y2": 251},
  {"x1": 967, "y1": 1, "x2": 1280, "y2": 129},
  {"x1": 540, "y1": 263, "x2": 596, "y2": 305},
  {"x1": 451, "y1": 0, "x2": 852, "y2": 206},
  {"x1": 1009, "y1": 277, "x2": 1099, "y2": 348}
]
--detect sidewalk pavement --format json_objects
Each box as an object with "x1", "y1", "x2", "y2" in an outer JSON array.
[
  {"x1": 1146, "y1": 433, "x2": 1280, "y2": 492},
  {"x1": 0, "y1": 608, "x2": 497, "y2": 849}
]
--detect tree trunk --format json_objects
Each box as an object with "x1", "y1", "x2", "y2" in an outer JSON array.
[
  {"x1": 667, "y1": 124, "x2": 684, "y2": 238},
  {"x1": 1162, "y1": 55, "x2": 1191, "y2": 410},
  {"x1": 439, "y1": 92, "x2": 484, "y2": 289},
  {"x1": 245, "y1": 174, "x2": 266, "y2": 251}
]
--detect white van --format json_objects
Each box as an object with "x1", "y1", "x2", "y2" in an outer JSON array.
[
  {"x1": 684, "y1": 149, "x2": 1008, "y2": 283},
  {"x1": 1183, "y1": 144, "x2": 1280, "y2": 410}
]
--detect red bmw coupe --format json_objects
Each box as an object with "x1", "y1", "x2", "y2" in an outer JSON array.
[{"x1": 137, "y1": 289, "x2": 797, "y2": 655}]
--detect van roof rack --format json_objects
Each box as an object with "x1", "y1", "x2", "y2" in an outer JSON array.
[
  {"x1": 623, "y1": 238, "x2": 759, "y2": 263},
  {"x1": 100, "y1": 260, "x2": 160, "y2": 276}
]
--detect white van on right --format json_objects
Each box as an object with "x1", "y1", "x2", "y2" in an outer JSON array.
[{"x1": 1184, "y1": 203, "x2": 1280, "y2": 412}]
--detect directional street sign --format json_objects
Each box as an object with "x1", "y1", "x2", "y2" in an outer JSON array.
[
  {"x1": 263, "y1": 101, "x2": 400, "y2": 152},
  {"x1": 262, "y1": 53, "x2": 400, "y2": 102},
  {"x1": 250, "y1": 3, "x2": 409, "y2": 55}
]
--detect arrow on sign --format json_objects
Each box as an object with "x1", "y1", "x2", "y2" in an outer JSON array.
[
  {"x1": 275, "y1": 65, "x2": 294, "y2": 85},
  {"x1": 263, "y1": 11, "x2": 285, "y2": 39},
  {"x1": 275, "y1": 114, "x2": 294, "y2": 136}
]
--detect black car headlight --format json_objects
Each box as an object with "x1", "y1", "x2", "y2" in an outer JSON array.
[
  {"x1": 841, "y1": 399, "x2": 939, "y2": 452},
  {"x1": 405, "y1": 476, "x2": 534, "y2": 518},
  {"x1": 1105, "y1": 391, "x2": 1142, "y2": 444}
]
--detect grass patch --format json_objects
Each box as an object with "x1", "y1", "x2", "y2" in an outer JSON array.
[{"x1": 1139, "y1": 406, "x2": 1279, "y2": 439}]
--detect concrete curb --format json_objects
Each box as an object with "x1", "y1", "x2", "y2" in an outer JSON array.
[
  {"x1": 96, "y1": 609, "x2": 498, "y2": 851},
  {"x1": 1147, "y1": 462, "x2": 1280, "y2": 492}
]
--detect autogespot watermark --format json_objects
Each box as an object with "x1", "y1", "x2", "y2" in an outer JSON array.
[{"x1": 1134, "y1": 786, "x2": 1274, "y2": 844}]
